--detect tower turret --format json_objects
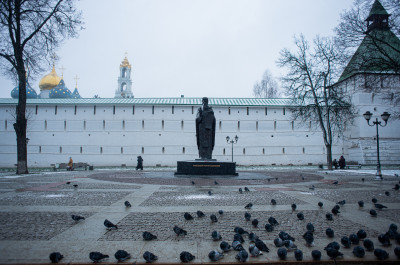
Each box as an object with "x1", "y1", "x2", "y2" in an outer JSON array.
[{"x1": 115, "y1": 55, "x2": 133, "y2": 98}]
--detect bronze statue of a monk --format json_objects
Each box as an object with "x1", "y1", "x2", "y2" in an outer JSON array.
[{"x1": 196, "y1": 97, "x2": 216, "y2": 160}]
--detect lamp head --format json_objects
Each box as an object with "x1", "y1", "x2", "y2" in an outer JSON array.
[
  {"x1": 234, "y1": 135, "x2": 239, "y2": 142},
  {"x1": 381, "y1": 112, "x2": 390, "y2": 123},
  {"x1": 363, "y1": 111, "x2": 373, "y2": 122},
  {"x1": 226, "y1": 136, "x2": 230, "y2": 142}
]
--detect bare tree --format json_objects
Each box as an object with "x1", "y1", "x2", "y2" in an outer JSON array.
[
  {"x1": 0, "y1": 0, "x2": 83, "y2": 174},
  {"x1": 277, "y1": 35, "x2": 354, "y2": 169},
  {"x1": 253, "y1": 70, "x2": 279, "y2": 98}
]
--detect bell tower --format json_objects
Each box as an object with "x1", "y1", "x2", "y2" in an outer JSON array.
[{"x1": 115, "y1": 54, "x2": 133, "y2": 98}]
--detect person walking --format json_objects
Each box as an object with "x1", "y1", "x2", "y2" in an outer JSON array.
[
  {"x1": 136, "y1": 156, "x2": 143, "y2": 170},
  {"x1": 338, "y1": 156, "x2": 346, "y2": 169}
]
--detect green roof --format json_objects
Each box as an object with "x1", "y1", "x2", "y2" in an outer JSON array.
[
  {"x1": 0, "y1": 97, "x2": 294, "y2": 107},
  {"x1": 367, "y1": 0, "x2": 389, "y2": 19}
]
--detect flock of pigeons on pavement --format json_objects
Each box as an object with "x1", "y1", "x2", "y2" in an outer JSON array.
[{"x1": 48, "y1": 178, "x2": 400, "y2": 263}]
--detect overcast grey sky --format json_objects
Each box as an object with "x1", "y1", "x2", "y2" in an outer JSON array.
[{"x1": 0, "y1": 0, "x2": 354, "y2": 99}]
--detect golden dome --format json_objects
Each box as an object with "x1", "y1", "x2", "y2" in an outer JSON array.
[
  {"x1": 39, "y1": 65, "x2": 61, "y2": 90},
  {"x1": 120, "y1": 56, "x2": 131, "y2": 69}
]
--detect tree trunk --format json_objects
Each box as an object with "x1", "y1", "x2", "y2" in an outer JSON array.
[
  {"x1": 14, "y1": 62, "x2": 28, "y2": 174},
  {"x1": 326, "y1": 144, "x2": 333, "y2": 170}
]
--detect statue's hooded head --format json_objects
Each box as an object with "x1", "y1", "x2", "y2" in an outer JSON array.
[{"x1": 202, "y1": 97, "x2": 208, "y2": 106}]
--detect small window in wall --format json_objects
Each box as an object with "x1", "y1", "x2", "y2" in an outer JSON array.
[
  {"x1": 283, "y1": 108, "x2": 286, "y2": 115},
  {"x1": 181, "y1": 120, "x2": 184, "y2": 130},
  {"x1": 5, "y1": 120, "x2": 7, "y2": 130},
  {"x1": 256, "y1": 121, "x2": 258, "y2": 131},
  {"x1": 291, "y1": 121, "x2": 294, "y2": 131},
  {"x1": 44, "y1": 120, "x2": 47, "y2": 130},
  {"x1": 302, "y1": 147, "x2": 305, "y2": 154},
  {"x1": 142, "y1": 120, "x2": 145, "y2": 129},
  {"x1": 35, "y1": 105, "x2": 38, "y2": 115},
  {"x1": 152, "y1": 106, "x2": 154, "y2": 115},
  {"x1": 59, "y1": 146, "x2": 62, "y2": 153},
  {"x1": 74, "y1": 105, "x2": 77, "y2": 115},
  {"x1": 100, "y1": 147, "x2": 103, "y2": 154},
  {"x1": 83, "y1": 120, "x2": 86, "y2": 130},
  {"x1": 162, "y1": 147, "x2": 165, "y2": 153},
  {"x1": 55, "y1": 105, "x2": 58, "y2": 115},
  {"x1": 265, "y1": 107, "x2": 268, "y2": 115},
  {"x1": 142, "y1": 147, "x2": 144, "y2": 154},
  {"x1": 262, "y1": 148, "x2": 265, "y2": 154},
  {"x1": 172, "y1": 106, "x2": 174, "y2": 114},
  {"x1": 122, "y1": 120, "x2": 125, "y2": 130},
  {"x1": 243, "y1": 148, "x2": 246, "y2": 155},
  {"x1": 247, "y1": 107, "x2": 249, "y2": 115},
  {"x1": 80, "y1": 146, "x2": 83, "y2": 154},
  {"x1": 64, "y1": 120, "x2": 67, "y2": 130},
  {"x1": 219, "y1": 121, "x2": 222, "y2": 130},
  {"x1": 238, "y1": 121, "x2": 240, "y2": 131},
  {"x1": 282, "y1": 147, "x2": 285, "y2": 154},
  {"x1": 228, "y1": 107, "x2": 231, "y2": 115},
  {"x1": 192, "y1": 106, "x2": 194, "y2": 114},
  {"x1": 121, "y1": 147, "x2": 123, "y2": 154},
  {"x1": 274, "y1": 121, "x2": 277, "y2": 130},
  {"x1": 132, "y1": 105, "x2": 135, "y2": 115},
  {"x1": 162, "y1": 120, "x2": 164, "y2": 130},
  {"x1": 223, "y1": 148, "x2": 225, "y2": 155},
  {"x1": 182, "y1": 147, "x2": 185, "y2": 154},
  {"x1": 39, "y1": 146, "x2": 42, "y2": 153},
  {"x1": 94, "y1": 105, "x2": 96, "y2": 115},
  {"x1": 113, "y1": 105, "x2": 116, "y2": 115},
  {"x1": 103, "y1": 120, "x2": 106, "y2": 129}
]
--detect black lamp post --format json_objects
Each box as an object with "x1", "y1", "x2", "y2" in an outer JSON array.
[
  {"x1": 363, "y1": 111, "x2": 390, "y2": 180},
  {"x1": 226, "y1": 135, "x2": 239, "y2": 162}
]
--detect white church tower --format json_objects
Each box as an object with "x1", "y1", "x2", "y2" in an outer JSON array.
[{"x1": 115, "y1": 55, "x2": 133, "y2": 98}]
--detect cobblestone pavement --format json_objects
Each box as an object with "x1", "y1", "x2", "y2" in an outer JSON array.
[{"x1": 0, "y1": 168, "x2": 399, "y2": 264}]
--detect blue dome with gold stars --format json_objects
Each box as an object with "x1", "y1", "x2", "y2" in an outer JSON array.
[
  {"x1": 49, "y1": 79, "x2": 72, "y2": 98},
  {"x1": 11, "y1": 82, "x2": 38, "y2": 99}
]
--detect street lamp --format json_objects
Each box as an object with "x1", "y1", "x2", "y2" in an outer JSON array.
[
  {"x1": 226, "y1": 135, "x2": 239, "y2": 162},
  {"x1": 363, "y1": 111, "x2": 390, "y2": 180}
]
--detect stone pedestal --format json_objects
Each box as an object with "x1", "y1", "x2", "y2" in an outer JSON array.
[{"x1": 175, "y1": 160, "x2": 238, "y2": 176}]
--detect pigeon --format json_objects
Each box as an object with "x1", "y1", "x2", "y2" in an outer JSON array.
[
  {"x1": 311, "y1": 250, "x2": 322, "y2": 260},
  {"x1": 389, "y1": 223, "x2": 398, "y2": 232},
  {"x1": 244, "y1": 187, "x2": 250, "y2": 192},
  {"x1": 143, "y1": 231, "x2": 157, "y2": 241},
  {"x1": 104, "y1": 219, "x2": 118, "y2": 229},
  {"x1": 303, "y1": 231, "x2": 314, "y2": 247},
  {"x1": 239, "y1": 188, "x2": 243, "y2": 194},
  {"x1": 333, "y1": 204, "x2": 340, "y2": 210},
  {"x1": 396, "y1": 173, "x2": 399, "y2": 177},
  {"x1": 232, "y1": 241, "x2": 244, "y2": 251},
  {"x1": 244, "y1": 212, "x2": 251, "y2": 221},
  {"x1": 374, "y1": 248, "x2": 389, "y2": 260},
  {"x1": 370, "y1": 209, "x2": 378, "y2": 217},
  {"x1": 277, "y1": 248, "x2": 287, "y2": 260},
  {"x1": 352, "y1": 246, "x2": 365, "y2": 258},
  {"x1": 341, "y1": 236, "x2": 352, "y2": 248},
  {"x1": 349, "y1": 234, "x2": 360, "y2": 244},
  {"x1": 361, "y1": 178, "x2": 365, "y2": 182},
  {"x1": 291, "y1": 203, "x2": 297, "y2": 211},
  {"x1": 325, "y1": 247, "x2": 343, "y2": 260},
  {"x1": 326, "y1": 228, "x2": 335, "y2": 238},
  {"x1": 332, "y1": 180, "x2": 338, "y2": 185},
  {"x1": 173, "y1": 225, "x2": 187, "y2": 236},
  {"x1": 332, "y1": 207, "x2": 340, "y2": 215},
  {"x1": 303, "y1": 231, "x2": 314, "y2": 246},
  {"x1": 268, "y1": 216, "x2": 279, "y2": 226},
  {"x1": 385, "y1": 191, "x2": 390, "y2": 196},
  {"x1": 244, "y1": 203, "x2": 253, "y2": 209},
  {"x1": 271, "y1": 199, "x2": 277, "y2": 205},
  {"x1": 297, "y1": 212, "x2": 304, "y2": 220},
  {"x1": 66, "y1": 182, "x2": 71, "y2": 185},
  {"x1": 309, "y1": 185, "x2": 315, "y2": 190},
  {"x1": 394, "y1": 246, "x2": 400, "y2": 258},
  {"x1": 49, "y1": 252, "x2": 63, "y2": 263},
  {"x1": 372, "y1": 197, "x2": 378, "y2": 203},
  {"x1": 214, "y1": 180, "x2": 219, "y2": 185},
  {"x1": 180, "y1": 251, "x2": 195, "y2": 262},
  {"x1": 306, "y1": 222, "x2": 315, "y2": 233},
  {"x1": 294, "y1": 249, "x2": 303, "y2": 261},
  {"x1": 210, "y1": 214, "x2": 218, "y2": 223},
  {"x1": 326, "y1": 212, "x2": 333, "y2": 221},
  {"x1": 124, "y1": 201, "x2": 131, "y2": 207},
  {"x1": 143, "y1": 251, "x2": 158, "y2": 263},
  {"x1": 374, "y1": 203, "x2": 388, "y2": 210},
  {"x1": 318, "y1": 201, "x2": 323, "y2": 208},
  {"x1": 218, "y1": 210, "x2": 224, "y2": 215},
  {"x1": 364, "y1": 239, "x2": 374, "y2": 251},
  {"x1": 114, "y1": 250, "x2": 131, "y2": 262},
  {"x1": 273, "y1": 237, "x2": 284, "y2": 247},
  {"x1": 211, "y1": 230, "x2": 222, "y2": 241},
  {"x1": 234, "y1": 227, "x2": 248, "y2": 235},
  {"x1": 265, "y1": 223, "x2": 273, "y2": 232},
  {"x1": 89, "y1": 252, "x2": 109, "y2": 263},
  {"x1": 358, "y1": 201, "x2": 364, "y2": 207},
  {"x1": 251, "y1": 219, "x2": 258, "y2": 228},
  {"x1": 196, "y1": 210, "x2": 205, "y2": 218},
  {"x1": 249, "y1": 243, "x2": 263, "y2": 257},
  {"x1": 73, "y1": 184, "x2": 78, "y2": 188},
  {"x1": 248, "y1": 232, "x2": 259, "y2": 242},
  {"x1": 325, "y1": 241, "x2": 340, "y2": 251},
  {"x1": 184, "y1": 212, "x2": 194, "y2": 220},
  {"x1": 71, "y1": 214, "x2": 85, "y2": 222},
  {"x1": 284, "y1": 240, "x2": 297, "y2": 250},
  {"x1": 191, "y1": 181, "x2": 195, "y2": 185},
  {"x1": 337, "y1": 200, "x2": 346, "y2": 206},
  {"x1": 378, "y1": 233, "x2": 391, "y2": 246},
  {"x1": 208, "y1": 190, "x2": 212, "y2": 196},
  {"x1": 220, "y1": 241, "x2": 232, "y2": 252},
  {"x1": 235, "y1": 249, "x2": 249, "y2": 262},
  {"x1": 357, "y1": 229, "x2": 367, "y2": 240},
  {"x1": 233, "y1": 233, "x2": 245, "y2": 243},
  {"x1": 208, "y1": 250, "x2": 224, "y2": 261},
  {"x1": 279, "y1": 231, "x2": 295, "y2": 241},
  {"x1": 393, "y1": 184, "x2": 400, "y2": 190},
  {"x1": 254, "y1": 238, "x2": 270, "y2": 252}
]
